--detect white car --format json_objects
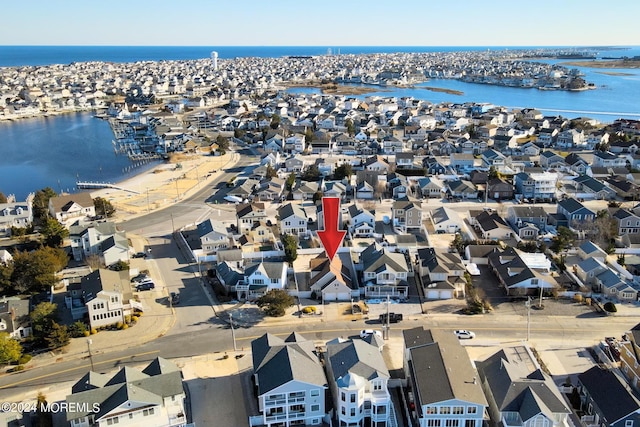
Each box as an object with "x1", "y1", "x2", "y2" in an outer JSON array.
[
  {"x1": 360, "y1": 329, "x2": 382, "y2": 339},
  {"x1": 454, "y1": 330, "x2": 475, "y2": 339}
]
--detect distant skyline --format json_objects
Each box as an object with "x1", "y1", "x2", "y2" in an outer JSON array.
[{"x1": 2, "y1": 0, "x2": 639, "y2": 47}]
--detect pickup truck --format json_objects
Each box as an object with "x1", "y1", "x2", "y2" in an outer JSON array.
[{"x1": 379, "y1": 313, "x2": 403, "y2": 323}]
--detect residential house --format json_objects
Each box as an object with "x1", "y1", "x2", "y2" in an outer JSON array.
[
  {"x1": 49, "y1": 192, "x2": 96, "y2": 223},
  {"x1": 416, "y1": 177, "x2": 445, "y2": 199},
  {"x1": 416, "y1": 248, "x2": 466, "y2": 299},
  {"x1": 446, "y1": 180, "x2": 478, "y2": 199},
  {"x1": 395, "y1": 152, "x2": 415, "y2": 169},
  {"x1": 285, "y1": 155, "x2": 307, "y2": 172},
  {"x1": 197, "y1": 219, "x2": 230, "y2": 253},
  {"x1": 571, "y1": 175, "x2": 617, "y2": 200},
  {"x1": 66, "y1": 357, "x2": 186, "y2": 427},
  {"x1": 215, "y1": 261, "x2": 243, "y2": 294},
  {"x1": 278, "y1": 203, "x2": 308, "y2": 237},
  {"x1": 575, "y1": 257, "x2": 609, "y2": 288},
  {"x1": 577, "y1": 366, "x2": 640, "y2": 427},
  {"x1": 514, "y1": 171, "x2": 558, "y2": 202},
  {"x1": 391, "y1": 199, "x2": 423, "y2": 233},
  {"x1": 363, "y1": 155, "x2": 390, "y2": 172},
  {"x1": 285, "y1": 133, "x2": 306, "y2": 153},
  {"x1": 556, "y1": 128, "x2": 585, "y2": 148},
  {"x1": 564, "y1": 153, "x2": 589, "y2": 175},
  {"x1": 323, "y1": 181, "x2": 347, "y2": 199},
  {"x1": 593, "y1": 269, "x2": 639, "y2": 301},
  {"x1": 359, "y1": 243, "x2": 409, "y2": 299},
  {"x1": 236, "y1": 261, "x2": 287, "y2": 301},
  {"x1": 347, "y1": 204, "x2": 375, "y2": 238},
  {"x1": 449, "y1": 153, "x2": 475, "y2": 171},
  {"x1": 487, "y1": 247, "x2": 556, "y2": 296},
  {"x1": 472, "y1": 211, "x2": 513, "y2": 240},
  {"x1": 0, "y1": 249, "x2": 12, "y2": 265},
  {"x1": 387, "y1": 173, "x2": 412, "y2": 199},
  {"x1": 236, "y1": 203, "x2": 267, "y2": 233},
  {"x1": 576, "y1": 240, "x2": 608, "y2": 262},
  {"x1": 0, "y1": 193, "x2": 33, "y2": 237},
  {"x1": 539, "y1": 151, "x2": 566, "y2": 169},
  {"x1": 228, "y1": 178, "x2": 259, "y2": 200},
  {"x1": 606, "y1": 177, "x2": 640, "y2": 200},
  {"x1": 69, "y1": 221, "x2": 129, "y2": 264},
  {"x1": 476, "y1": 347, "x2": 570, "y2": 427},
  {"x1": 325, "y1": 338, "x2": 392, "y2": 427},
  {"x1": 309, "y1": 255, "x2": 358, "y2": 301},
  {"x1": 292, "y1": 181, "x2": 320, "y2": 201},
  {"x1": 556, "y1": 198, "x2": 596, "y2": 229},
  {"x1": 257, "y1": 178, "x2": 285, "y2": 201},
  {"x1": 506, "y1": 206, "x2": 548, "y2": 239},
  {"x1": 355, "y1": 181, "x2": 375, "y2": 200},
  {"x1": 481, "y1": 149, "x2": 507, "y2": 168},
  {"x1": 487, "y1": 178, "x2": 514, "y2": 200},
  {"x1": 66, "y1": 269, "x2": 138, "y2": 330},
  {"x1": 250, "y1": 333, "x2": 328, "y2": 427},
  {"x1": 236, "y1": 221, "x2": 277, "y2": 252},
  {"x1": 613, "y1": 208, "x2": 640, "y2": 236},
  {"x1": 430, "y1": 207, "x2": 462, "y2": 234},
  {"x1": 403, "y1": 327, "x2": 488, "y2": 427},
  {"x1": 422, "y1": 157, "x2": 447, "y2": 175},
  {"x1": 593, "y1": 151, "x2": 626, "y2": 168},
  {"x1": 0, "y1": 299, "x2": 31, "y2": 339},
  {"x1": 618, "y1": 323, "x2": 640, "y2": 392}
]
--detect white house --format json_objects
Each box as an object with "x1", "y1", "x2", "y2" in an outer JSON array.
[
  {"x1": 49, "y1": 192, "x2": 95, "y2": 223},
  {"x1": 197, "y1": 218, "x2": 230, "y2": 253},
  {"x1": 250, "y1": 333, "x2": 329, "y2": 427},
  {"x1": 347, "y1": 204, "x2": 375, "y2": 238},
  {"x1": 278, "y1": 203, "x2": 308, "y2": 237},
  {"x1": 237, "y1": 261, "x2": 288, "y2": 300}
]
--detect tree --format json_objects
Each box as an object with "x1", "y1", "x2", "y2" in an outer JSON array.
[
  {"x1": 286, "y1": 173, "x2": 296, "y2": 191},
  {"x1": 35, "y1": 392, "x2": 53, "y2": 427},
  {"x1": 334, "y1": 163, "x2": 353, "y2": 180},
  {"x1": 40, "y1": 217, "x2": 69, "y2": 247},
  {"x1": 266, "y1": 164, "x2": 278, "y2": 179},
  {"x1": 93, "y1": 197, "x2": 115, "y2": 217},
  {"x1": 345, "y1": 118, "x2": 355, "y2": 136},
  {"x1": 550, "y1": 226, "x2": 575, "y2": 253},
  {"x1": 0, "y1": 192, "x2": 7, "y2": 203},
  {"x1": 304, "y1": 127, "x2": 314, "y2": 143},
  {"x1": 33, "y1": 187, "x2": 57, "y2": 221},
  {"x1": 45, "y1": 322, "x2": 70, "y2": 350},
  {"x1": 110, "y1": 260, "x2": 130, "y2": 271},
  {"x1": 0, "y1": 332, "x2": 22, "y2": 365},
  {"x1": 282, "y1": 234, "x2": 298, "y2": 265},
  {"x1": 450, "y1": 233, "x2": 465, "y2": 254},
  {"x1": 301, "y1": 164, "x2": 320, "y2": 182},
  {"x1": 234, "y1": 128, "x2": 246, "y2": 139},
  {"x1": 11, "y1": 247, "x2": 68, "y2": 295},
  {"x1": 312, "y1": 191, "x2": 323, "y2": 204},
  {"x1": 270, "y1": 114, "x2": 281, "y2": 129},
  {"x1": 256, "y1": 289, "x2": 295, "y2": 317},
  {"x1": 0, "y1": 263, "x2": 12, "y2": 295},
  {"x1": 30, "y1": 302, "x2": 59, "y2": 348},
  {"x1": 216, "y1": 135, "x2": 230, "y2": 154}
]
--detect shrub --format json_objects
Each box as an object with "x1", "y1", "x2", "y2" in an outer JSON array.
[
  {"x1": 69, "y1": 321, "x2": 88, "y2": 338},
  {"x1": 125, "y1": 315, "x2": 132, "y2": 324},
  {"x1": 131, "y1": 316, "x2": 139, "y2": 322},
  {"x1": 11, "y1": 365, "x2": 25, "y2": 372},
  {"x1": 83, "y1": 331, "x2": 90, "y2": 337},
  {"x1": 122, "y1": 323, "x2": 129, "y2": 330},
  {"x1": 604, "y1": 301, "x2": 617, "y2": 313},
  {"x1": 18, "y1": 354, "x2": 32, "y2": 365},
  {"x1": 585, "y1": 297, "x2": 592, "y2": 306},
  {"x1": 573, "y1": 294, "x2": 583, "y2": 303},
  {"x1": 90, "y1": 328, "x2": 98, "y2": 335},
  {"x1": 116, "y1": 322, "x2": 124, "y2": 330},
  {"x1": 302, "y1": 306, "x2": 317, "y2": 314}
]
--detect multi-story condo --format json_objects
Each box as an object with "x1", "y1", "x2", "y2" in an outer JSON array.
[{"x1": 513, "y1": 171, "x2": 558, "y2": 202}]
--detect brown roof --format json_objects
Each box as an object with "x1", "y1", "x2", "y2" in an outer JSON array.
[{"x1": 49, "y1": 192, "x2": 94, "y2": 213}]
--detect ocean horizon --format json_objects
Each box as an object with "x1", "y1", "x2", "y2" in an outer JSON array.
[{"x1": 1, "y1": 45, "x2": 639, "y2": 67}]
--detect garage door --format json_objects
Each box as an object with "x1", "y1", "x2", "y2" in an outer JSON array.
[
  {"x1": 427, "y1": 290, "x2": 440, "y2": 299},
  {"x1": 440, "y1": 291, "x2": 452, "y2": 299},
  {"x1": 337, "y1": 292, "x2": 350, "y2": 301}
]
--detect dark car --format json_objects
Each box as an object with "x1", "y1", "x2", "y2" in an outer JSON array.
[
  {"x1": 136, "y1": 281, "x2": 155, "y2": 291},
  {"x1": 170, "y1": 292, "x2": 180, "y2": 305},
  {"x1": 132, "y1": 252, "x2": 148, "y2": 259},
  {"x1": 379, "y1": 313, "x2": 403, "y2": 323},
  {"x1": 131, "y1": 274, "x2": 149, "y2": 283}
]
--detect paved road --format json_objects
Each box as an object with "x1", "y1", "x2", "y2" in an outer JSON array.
[{"x1": 0, "y1": 313, "x2": 636, "y2": 396}]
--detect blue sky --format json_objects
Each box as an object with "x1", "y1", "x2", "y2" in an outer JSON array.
[{"x1": 2, "y1": 0, "x2": 639, "y2": 46}]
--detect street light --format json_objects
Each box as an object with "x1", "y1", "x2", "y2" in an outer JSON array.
[
  {"x1": 87, "y1": 339, "x2": 95, "y2": 371},
  {"x1": 525, "y1": 296, "x2": 531, "y2": 342}
]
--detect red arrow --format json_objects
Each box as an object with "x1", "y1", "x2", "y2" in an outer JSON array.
[{"x1": 317, "y1": 197, "x2": 346, "y2": 261}]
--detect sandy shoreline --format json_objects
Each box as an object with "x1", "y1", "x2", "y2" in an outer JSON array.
[{"x1": 89, "y1": 152, "x2": 236, "y2": 220}]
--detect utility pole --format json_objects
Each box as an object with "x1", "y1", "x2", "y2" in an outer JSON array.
[
  {"x1": 146, "y1": 187, "x2": 150, "y2": 213},
  {"x1": 229, "y1": 313, "x2": 237, "y2": 351},
  {"x1": 526, "y1": 297, "x2": 531, "y2": 342},
  {"x1": 384, "y1": 295, "x2": 390, "y2": 340},
  {"x1": 87, "y1": 339, "x2": 95, "y2": 371}
]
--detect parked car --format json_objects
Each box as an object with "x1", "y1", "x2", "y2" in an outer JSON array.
[
  {"x1": 136, "y1": 281, "x2": 155, "y2": 291},
  {"x1": 359, "y1": 329, "x2": 382, "y2": 339},
  {"x1": 454, "y1": 330, "x2": 475, "y2": 339},
  {"x1": 170, "y1": 292, "x2": 180, "y2": 305},
  {"x1": 132, "y1": 252, "x2": 148, "y2": 259},
  {"x1": 379, "y1": 312, "x2": 403, "y2": 323},
  {"x1": 131, "y1": 274, "x2": 150, "y2": 283}
]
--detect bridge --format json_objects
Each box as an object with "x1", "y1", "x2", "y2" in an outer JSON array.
[{"x1": 76, "y1": 182, "x2": 139, "y2": 194}]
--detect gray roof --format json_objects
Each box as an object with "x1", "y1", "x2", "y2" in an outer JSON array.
[
  {"x1": 326, "y1": 339, "x2": 389, "y2": 383},
  {"x1": 278, "y1": 203, "x2": 306, "y2": 220},
  {"x1": 578, "y1": 366, "x2": 640, "y2": 422},
  {"x1": 406, "y1": 328, "x2": 487, "y2": 407},
  {"x1": 80, "y1": 269, "x2": 131, "y2": 303},
  {"x1": 244, "y1": 261, "x2": 286, "y2": 280},
  {"x1": 476, "y1": 348, "x2": 570, "y2": 420},
  {"x1": 361, "y1": 244, "x2": 408, "y2": 275},
  {"x1": 509, "y1": 206, "x2": 547, "y2": 218},
  {"x1": 197, "y1": 218, "x2": 227, "y2": 238},
  {"x1": 251, "y1": 333, "x2": 327, "y2": 395},
  {"x1": 66, "y1": 357, "x2": 184, "y2": 422}
]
